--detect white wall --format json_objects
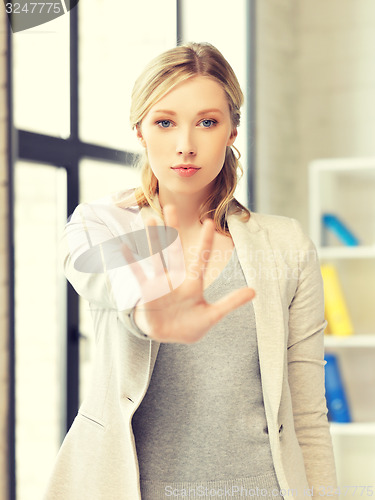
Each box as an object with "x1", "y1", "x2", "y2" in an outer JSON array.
[
  {"x1": 256, "y1": 0, "x2": 375, "y2": 230},
  {"x1": 256, "y1": 0, "x2": 299, "y2": 220}
]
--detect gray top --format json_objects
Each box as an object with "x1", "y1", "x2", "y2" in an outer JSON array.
[{"x1": 131, "y1": 248, "x2": 282, "y2": 498}]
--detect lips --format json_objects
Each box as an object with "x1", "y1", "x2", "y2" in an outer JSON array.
[
  {"x1": 172, "y1": 164, "x2": 200, "y2": 170},
  {"x1": 171, "y1": 165, "x2": 200, "y2": 177}
]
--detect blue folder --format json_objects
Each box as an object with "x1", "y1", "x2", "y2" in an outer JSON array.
[
  {"x1": 324, "y1": 353, "x2": 352, "y2": 423},
  {"x1": 322, "y1": 213, "x2": 359, "y2": 246}
]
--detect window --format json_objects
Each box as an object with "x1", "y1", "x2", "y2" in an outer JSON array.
[
  {"x1": 13, "y1": 15, "x2": 70, "y2": 138},
  {"x1": 79, "y1": 0, "x2": 176, "y2": 151},
  {"x1": 14, "y1": 162, "x2": 66, "y2": 499}
]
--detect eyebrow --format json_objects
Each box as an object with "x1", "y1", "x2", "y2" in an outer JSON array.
[{"x1": 151, "y1": 108, "x2": 224, "y2": 116}]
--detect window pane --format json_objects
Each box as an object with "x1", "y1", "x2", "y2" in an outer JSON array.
[
  {"x1": 79, "y1": 0, "x2": 176, "y2": 152},
  {"x1": 79, "y1": 158, "x2": 141, "y2": 203},
  {"x1": 13, "y1": 15, "x2": 70, "y2": 138},
  {"x1": 15, "y1": 162, "x2": 67, "y2": 499},
  {"x1": 78, "y1": 159, "x2": 141, "y2": 404}
]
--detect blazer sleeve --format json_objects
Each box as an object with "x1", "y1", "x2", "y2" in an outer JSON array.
[
  {"x1": 59, "y1": 201, "x2": 152, "y2": 340},
  {"x1": 287, "y1": 218, "x2": 338, "y2": 497}
]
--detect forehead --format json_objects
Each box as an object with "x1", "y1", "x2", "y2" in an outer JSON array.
[{"x1": 148, "y1": 76, "x2": 230, "y2": 115}]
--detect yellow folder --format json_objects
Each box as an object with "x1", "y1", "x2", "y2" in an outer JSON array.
[{"x1": 321, "y1": 264, "x2": 354, "y2": 336}]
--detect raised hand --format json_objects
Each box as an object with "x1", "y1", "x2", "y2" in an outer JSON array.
[{"x1": 122, "y1": 204, "x2": 255, "y2": 344}]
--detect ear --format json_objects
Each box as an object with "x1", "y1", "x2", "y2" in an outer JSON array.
[
  {"x1": 136, "y1": 124, "x2": 147, "y2": 148},
  {"x1": 227, "y1": 128, "x2": 238, "y2": 147}
]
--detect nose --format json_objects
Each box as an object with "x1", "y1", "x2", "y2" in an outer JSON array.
[{"x1": 176, "y1": 127, "x2": 196, "y2": 158}]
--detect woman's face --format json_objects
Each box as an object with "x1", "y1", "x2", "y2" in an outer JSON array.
[{"x1": 136, "y1": 75, "x2": 237, "y2": 199}]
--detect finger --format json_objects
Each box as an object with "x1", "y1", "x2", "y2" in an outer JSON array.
[
  {"x1": 208, "y1": 287, "x2": 256, "y2": 325},
  {"x1": 194, "y1": 218, "x2": 215, "y2": 284},
  {"x1": 146, "y1": 216, "x2": 171, "y2": 262},
  {"x1": 162, "y1": 205, "x2": 186, "y2": 283},
  {"x1": 144, "y1": 217, "x2": 165, "y2": 276},
  {"x1": 147, "y1": 217, "x2": 175, "y2": 292},
  {"x1": 144, "y1": 216, "x2": 159, "y2": 255},
  {"x1": 121, "y1": 242, "x2": 148, "y2": 284},
  {"x1": 163, "y1": 204, "x2": 178, "y2": 230},
  {"x1": 121, "y1": 217, "x2": 163, "y2": 286}
]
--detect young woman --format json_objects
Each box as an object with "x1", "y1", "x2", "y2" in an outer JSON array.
[{"x1": 44, "y1": 42, "x2": 338, "y2": 500}]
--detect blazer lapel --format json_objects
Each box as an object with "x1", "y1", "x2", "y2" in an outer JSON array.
[{"x1": 227, "y1": 212, "x2": 285, "y2": 430}]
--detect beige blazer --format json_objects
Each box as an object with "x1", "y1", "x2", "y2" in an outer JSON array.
[{"x1": 43, "y1": 189, "x2": 338, "y2": 500}]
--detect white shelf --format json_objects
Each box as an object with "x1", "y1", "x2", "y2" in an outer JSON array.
[
  {"x1": 309, "y1": 159, "x2": 375, "y2": 249},
  {"x1": 329, "y1": 422, "x2": 375, "y2": 436},
  {"x1": 317, "y1": 246, "x2": 375, "y2": 259},
  {"x1": 324, "y1": 334, "x2": 375, "y2": 348},
  {"x1": 309, "y1": 158, "x2": 375, "y2": 482}
]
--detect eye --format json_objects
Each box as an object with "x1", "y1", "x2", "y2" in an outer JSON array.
[
  {"x1": 200, "y1": 119, "x2": 217, "y2": 128},
  {"x1": 156, "y1": 120, "x2": 172, "y2": 128}
]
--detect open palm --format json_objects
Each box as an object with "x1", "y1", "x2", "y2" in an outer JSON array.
[{"x1": 122, "y1": 204, "x2": 255, "y2": 344}]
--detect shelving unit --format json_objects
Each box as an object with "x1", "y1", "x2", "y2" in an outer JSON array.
[{"x1": 309, "y1": 158, "x2": 375, "y2": 493}]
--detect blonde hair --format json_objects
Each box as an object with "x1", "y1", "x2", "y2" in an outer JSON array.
[{"x1": 116, "y1": 41, "x2": 250, "y2": 235}]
